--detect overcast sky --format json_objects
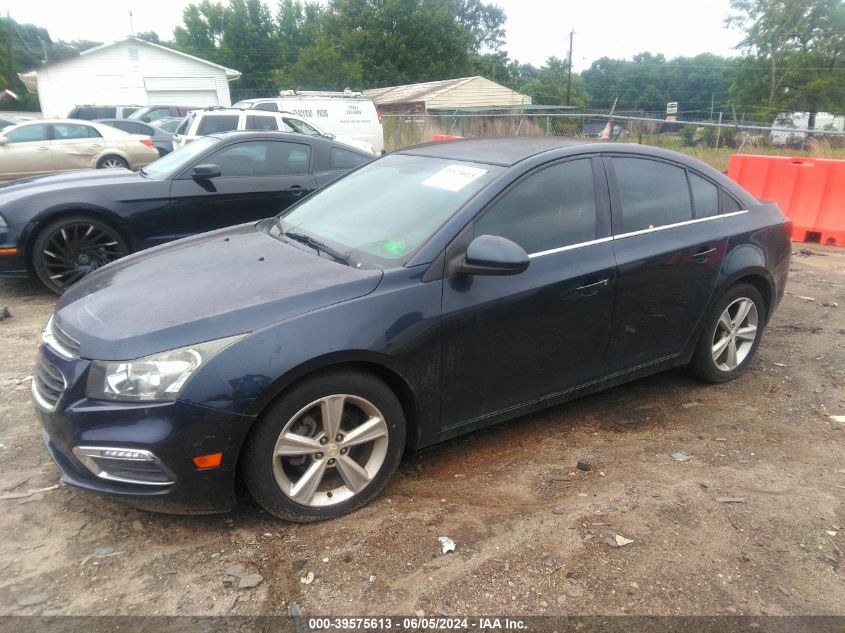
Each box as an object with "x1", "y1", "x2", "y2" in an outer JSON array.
[{"x1": 5, "y1": 0, "x2": 744, "y2": 71}]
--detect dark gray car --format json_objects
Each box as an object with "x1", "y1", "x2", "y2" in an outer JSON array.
[{"x1": 96, "y1": 119, "x2": 174, "y2": 156}]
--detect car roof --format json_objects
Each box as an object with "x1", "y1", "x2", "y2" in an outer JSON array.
[
  {"x1": 397, "y1": 137, "x2": 598, "y2": 166},
  {"x1": 207, "y1": 130, "x2": 371, "y2": 154}
]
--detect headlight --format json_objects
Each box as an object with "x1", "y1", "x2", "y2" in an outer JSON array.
[{"x1": 86, "y1": 335, "x2": 244, "y2": 402}]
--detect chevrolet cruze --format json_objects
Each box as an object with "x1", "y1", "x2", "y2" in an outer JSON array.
[{"x1": 33, "y1": 138, "x2": 791, "y2": 522}]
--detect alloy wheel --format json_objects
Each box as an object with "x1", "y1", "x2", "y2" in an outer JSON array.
[
  {"x1": 711, "y1": 297, "x2": 758, "y2": 371},
  {"x1": 272, "y1": 394, "x2": 389, "y2": 507},
  {"x1": 39, "y1": 222, "x2": 126, "y2": 289}
]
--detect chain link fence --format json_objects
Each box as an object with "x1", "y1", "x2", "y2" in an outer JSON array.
[{"x1": 382, "y1": 109, "x2": 845, "y2": 172}]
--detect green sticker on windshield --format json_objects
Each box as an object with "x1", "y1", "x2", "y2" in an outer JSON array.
[{"x1": 383, "y1": 239, "x2": 409, "y2": 256}]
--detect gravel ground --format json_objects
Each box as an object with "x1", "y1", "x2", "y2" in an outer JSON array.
[{"x1": 0, "y1": 246, "x2": 843, "y2": 617}]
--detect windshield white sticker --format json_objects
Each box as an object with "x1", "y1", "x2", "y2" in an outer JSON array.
[{"x1": 422, "y1": 164, "x2": 488, "y2": 192}]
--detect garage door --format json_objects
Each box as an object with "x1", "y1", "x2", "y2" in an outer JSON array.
[{"x1": 146, "y1": 90, "x2": 219, "y2": 106}]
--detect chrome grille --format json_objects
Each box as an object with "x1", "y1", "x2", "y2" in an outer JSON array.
[
  {"x1": 51, "y1": 320, "x2": 80, "y2": 356},
  {"x1": 32, "y1": 351, "x2": 66, "y2": 411}
]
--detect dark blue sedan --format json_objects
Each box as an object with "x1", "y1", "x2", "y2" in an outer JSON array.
[{"x1": 33, "y1": 138, "x2": 791, "y2": 521}]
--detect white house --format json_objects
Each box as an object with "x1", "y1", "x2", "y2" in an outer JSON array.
[{"x1": 19, "y1": 37, "x2": 241, "y2": 117}]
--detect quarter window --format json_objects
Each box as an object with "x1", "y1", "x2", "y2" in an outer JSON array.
[
  {"x1": 721, "y1": 190, "x2": 742, "y2": 213},
  {"x1": 5, "y1": 124, "x2": 50, "y2": 143},
  {"x1": 207, "y1": 141, "x2": 311, "y2": 177},
  {"x1": 689, "y1": 172, "x2": 719, "y2": 218},
  {"x1": 475, "y1": 159, "x2": 597, "y2": 254},
  {"x1": 613, "y1": 157, "x2": 692, "y2": 232},
  {"x1": 196, "y1": 115, "x2": 240, "y2": 135},
  {"x1": 331, "y1": 148, "x2": 370, "y2": 169}
]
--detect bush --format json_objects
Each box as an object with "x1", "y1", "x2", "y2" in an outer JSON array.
[{"x1": 679, "y1": 125, "x2": 697, "y2": 146}]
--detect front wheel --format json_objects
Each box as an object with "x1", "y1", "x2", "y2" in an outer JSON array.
[
  {"x1": 689, "y1": 283, "x2": 766, "y2": 383},
  {"x1": 32, "y1": 216, "x2": 129, "y2": 293},
  {"x1": 242, "y1": 370, "x2": 406, "y2": 522}
]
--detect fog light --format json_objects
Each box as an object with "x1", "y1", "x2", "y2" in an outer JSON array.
[{"x1": 72, "y1": 446, "x2": 176, "y2": 486}]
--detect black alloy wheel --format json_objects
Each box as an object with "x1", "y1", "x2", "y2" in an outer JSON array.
[{"x1": 33, "y1": 216, "x2": 128, "y2": 293}]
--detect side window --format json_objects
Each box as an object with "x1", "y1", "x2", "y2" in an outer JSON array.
[
  {"x1": 689, "y1": 172, "x2": 719, "y2": 218},
  {"x1": 475, "y1": 159, "x2": 597, "y2": 254},
  {"x1": 245, "y1": 115, "x2": 279, "y2": 131},
  {"x1": 331, "y1": 148, "x2": 370, "y2": 169},
  {"x1": 146, "y1": 108, "x2": 170, "y2": 122},
  {"x1": 207, "y1": 141, "x2": 311, "y2": 177},
  {"x1": 254, "y1": 102, "x2": 279, "y2": 112},
  {"x1": 196, "y1": 115, "x2": 240, "y2": 135},
  {"x1": 285, "y1": 118, "x2": 320, "y2": 136},
  {"x1": 5, "y1": 124, "x2": 50, "y2": 143},
  {"x1": 613, "y1": 157, "x2": 692, "y2": 233},
  {"x1": 53, "y1": 123, "x2": 101, "y2": 140},
  {"x1": 721, "y1": 190, "x2": 742, "y2": 213},
  {"x1": 175, "y1": 115, "x2": 192, "y2": 135}
]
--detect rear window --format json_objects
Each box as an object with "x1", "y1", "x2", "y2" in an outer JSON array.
[
  {"x1": 613, "y1": 157, "x2": 693, "y2": 233},
  {"x1": 245, "y1": 115, "x2": 278, "y2": 131},
  {"x1": 196, "y1": 115, "x2": 240, "y2": 135},
  {"x1": 254, "y1": 102, "x2": 279, "y2": 112},
  {"x1": 74, "y1": 106, "x2": 116, "y2": 120}
]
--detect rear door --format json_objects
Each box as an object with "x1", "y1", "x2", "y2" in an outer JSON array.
[
  {"x1": 162, "y1": 139, "x2": 318, "y2": 242},
  {"x1": 441, "y1": 157, "x2": 616, "y2": 428},
  {"x1": 603, "y1": 155, "x2": 728, "y2": 375},
  {"x1": 0, "y1": 123, "x2": 54, "y2": 178},
  {"x1": 51, "y1": 123, "x2": 105, "y2": 171}
]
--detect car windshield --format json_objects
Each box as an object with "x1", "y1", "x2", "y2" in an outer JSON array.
[
  {"x1": 140, "y1": 136, "x2": 218, "y2": 179},
  {"x1": 272, "y1": 154, "x2": 503, "y2": 269}
]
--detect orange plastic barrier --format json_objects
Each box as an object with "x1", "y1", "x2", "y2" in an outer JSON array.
[
  {"x1": 431, "y1": 134, "x2": 464, "y2": 141},
  {"x1": 728, "y1": 154, "x2": 845, "y2": 246}
]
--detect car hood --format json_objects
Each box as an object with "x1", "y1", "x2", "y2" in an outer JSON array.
[
  {"x1": 0, "y1": 168, "x2": 140, "y2": 198},
  {"x1": 54, "y1": 223, "x2": 383, "y2": 360}
]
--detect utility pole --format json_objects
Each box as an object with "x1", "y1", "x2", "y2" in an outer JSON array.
[
  {"x1": 5, "y1": 11, "x2": 12, "y2": 90},
  {"x1": 565, "y1": 29, "x2": 574, "y2": 106}
]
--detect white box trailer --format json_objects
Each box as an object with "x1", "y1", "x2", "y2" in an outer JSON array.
[{"x1": 234, "y1": 91, "x2": 383, "y2": 153}]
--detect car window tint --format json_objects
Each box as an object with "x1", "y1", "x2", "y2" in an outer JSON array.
[
  {"x1": 196, "y1": 115, "x2": 240, "y2": 135},
  {"x1": 689, "y1": 172, "x2": 719, "y2": 218},
  {"x1": 208, "y1": 141, "x2": 311, "y2": 177},
  {"x1": 721, "y1": 190, "x2": 742, "y2": 213},
  {"x1": 245, "y1": 115, "x2": 278, "y2": 131},
  {"x1": 53, "y1": 123, "x2": 100, "y2": 139},
  {"x1": 78, "y1": 107, "x2": 115, "y2": 119},
  {"x1": 112, "y1": 121, "x2": 149, "y2": 135},
  {"x1": 5, "y1": 124, "x2": 50, "y2": 143},
  {"x1": 331, "y1": 148, "x2": 370, "y2": 169},
  {"x1": 475, "y1": 159, "x2": 597, "y2": 254},
  {"x1": 146, "y1": 108, "x2": 171, "y2": 122},
  {"x1": 254, "y1": 102, "x2": 279, "y2": 111},
  {"x1": 613, "y1": 158, "x2": 692, "y2": 232},
  {"x1": 121, "y1": 107, "x2": 140, "y2": 117}
]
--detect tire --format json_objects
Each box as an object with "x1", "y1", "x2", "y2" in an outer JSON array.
[
  {"x1": 689, "y1": 283, "x2": 766, "y2": 383},
  {"x1": 242, "y1": 370, "x2": 406, "y2": 522},
  {"x1": 32, "y1": 215, "x2": 129, "y2": 294},
  {"x1": 96, "y1": 155, "x2": 129, "y2": 169}
]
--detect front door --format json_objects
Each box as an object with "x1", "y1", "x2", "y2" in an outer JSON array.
[
  {"x1": 0, "y1": 123, "x2": 53, "y2": 179},
  {"x1": 603, "y1": 155, "x2": 728, "y2": 375},
  {"x1": 161, "y1": 139, "x2": 318, "y2": 243},
  {"x1": 441, "y1": 157, "x2": 616, "y2": 428}
]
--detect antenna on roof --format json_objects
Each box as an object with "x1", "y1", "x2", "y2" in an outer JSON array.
[{"x1": 128, "y1": 10, "x2": 135, "y2": 37}]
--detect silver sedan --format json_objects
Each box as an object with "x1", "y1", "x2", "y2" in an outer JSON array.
[{"x1": 0, "y1": 119, "x2": 160, "y2": 181}]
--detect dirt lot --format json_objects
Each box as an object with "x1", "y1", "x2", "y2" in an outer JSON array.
[{"x1": 0, "y1": 247, "x2": 843, "y2": 617}]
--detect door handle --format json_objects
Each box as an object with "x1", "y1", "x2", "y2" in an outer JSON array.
[
  {"x1": 286, "y1": 185, "x2": 307, "y2": 196},
  {"x1": 574, "y1": 278, "x2": 609, "y2": 297},
  {"x1": 36, "y1": 146, "x2": 49, "y2": 151},
  {"x1": 693, "y1": 247, "x2": 717, "y2": 263}
]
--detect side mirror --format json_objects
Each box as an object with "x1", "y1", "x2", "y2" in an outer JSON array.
[
  {"x1": 456, "y1": 235, "x2": 530, "y2": 276},
  {"x1": 0, "y1": 137, "x2": 8, "y2": 145},
  {"x1": 192, "y1": 164, "x2": 221, "y2": 180}
]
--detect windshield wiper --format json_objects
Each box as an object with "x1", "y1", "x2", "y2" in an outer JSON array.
[{"x1": 284, "y1": 231, "x2": 355, "y2": 267}]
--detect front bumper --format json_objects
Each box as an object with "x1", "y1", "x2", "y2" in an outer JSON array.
[
  {"x1": 0, "y1": 247, "x2": 29, "y2": 278},
  {"x1": 35, "y1": 344, "x2": 256, "y2": 515}
]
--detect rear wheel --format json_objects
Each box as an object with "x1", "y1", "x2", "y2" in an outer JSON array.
[
  {"x1": 689, "y1": 283, "x2": 766, "y2": 383},
  {"x1": 32, "y1": 216, "x2": 128, "y2": 293},
  {"x1": 97, "y1": 155, "x2": 128, "y2": 169},
  {"x1": 242, "y1": 370, "x2": 406, "y2": 522}
]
